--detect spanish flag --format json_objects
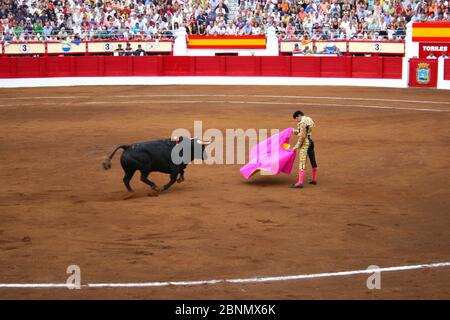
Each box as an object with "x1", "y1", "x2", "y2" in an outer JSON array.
[
  {"x1": 412, "y1": 22, "x2": 450, "y2": 42},
  {"x1": 188, "y1": 35, "x2": 266, "y2": 49}
]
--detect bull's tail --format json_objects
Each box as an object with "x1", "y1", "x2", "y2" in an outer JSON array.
[{"x1": 102, "y1": 145, "x2": 129, "y2": 170}]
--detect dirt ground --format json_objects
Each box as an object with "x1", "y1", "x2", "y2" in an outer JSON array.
[{"x1": 0, "y1": 85, "x2": 449, "y2": 299}]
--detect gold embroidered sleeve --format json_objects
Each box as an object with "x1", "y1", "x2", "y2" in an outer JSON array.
[{"x1": 293, "y1": 122, "x2": 307, "y2": 149}]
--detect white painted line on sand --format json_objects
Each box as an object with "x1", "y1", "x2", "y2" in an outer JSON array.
[
  {"x1": 0, "y1": 99, "x2": 446, "y2": 113},
  {"x1": 1, "y1": 261, "x2": 449, "y2": 289},
  {"x1": 0, "y1": 94, "x2": 449, "y2": 105}
]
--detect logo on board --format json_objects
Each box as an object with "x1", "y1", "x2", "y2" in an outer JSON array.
[
  {"x1": 416, "y1": 62, "x2": 430, "y2": 84},
  {"x1": 61, "y1": 42, "x2": 72, "y2": 52}
]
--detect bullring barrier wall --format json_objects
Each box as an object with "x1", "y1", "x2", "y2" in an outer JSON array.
[
  {"x1": 0, "y1": 56, "x2": 402, "y2": 78},
  {"x1": 1, "y1": 56, "x2": 449, "y2": 89}
]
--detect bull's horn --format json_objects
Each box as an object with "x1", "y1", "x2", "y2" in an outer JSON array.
[{"x1": 196, "y1": 139, "x2": 211, "y2": 145}]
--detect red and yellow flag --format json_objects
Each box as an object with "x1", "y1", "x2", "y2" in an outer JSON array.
[
  {"x1": 412, "y1": 22, "x2": 450, "y2": 42},
  {"x1": 188, "y1": 35, "x2": 266, "y2": 49}
]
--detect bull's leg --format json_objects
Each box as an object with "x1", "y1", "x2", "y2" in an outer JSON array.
[
  {"x1": 163, "y1": 173, "x2": 178, "y2": 191},
  {"x1": 140, "y1": 171, "x2": 161, "y2": 192},
  {"x1": 177, "y1": 170, "x2": 185, "y2": 183},
  {"x1": 123, "y1": 168, "x2": 136, "y2": 192}
]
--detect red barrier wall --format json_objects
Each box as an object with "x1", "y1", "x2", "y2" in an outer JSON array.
[
  {"x1": 74, "y1": 56, "x2": 102, "y2": 76},
  {"x1": 320, "y1": 57, "x2": 352, "y2": 77},
  {"x1": 225, "y1": 56, "x2": 261, "y2": 76},
  {"x1": 382, "y1": 57, "x2": 403, "y2": 79},
  {"x1": 194, "y1": 57, "x2": 225, "y2": 76},
  {"x1": 351, "y1": 57, "x2": 382, "y2": 78},
  {"x1": 291, "y1": 57, "x2": 321, "y2": 77},
  {"x1": 0, "y1": 56, "x2": 403, "y2": 79},
  {"x1": 445, "y1": 59, "x2": 450, "y2": 80},
  {"x1": 260, "y1": 56, "x2": 291, "y2": 76},
  {"x1": 132, "y1": 56, "x2": 163, "y2": 76},
  {"x1": 47, "y1": 56, "x2": 73, "y2": 77}
]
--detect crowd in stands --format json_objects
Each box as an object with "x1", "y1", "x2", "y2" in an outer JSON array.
[{"x1": 0, "y1": 0, "x2": 449, "y2": 42}]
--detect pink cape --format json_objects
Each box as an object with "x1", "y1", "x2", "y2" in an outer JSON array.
[{"x1": 240, "y1": 127, "x2": 296, "y2": 179}]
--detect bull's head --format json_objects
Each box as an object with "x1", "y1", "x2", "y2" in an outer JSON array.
[{"x1": 171, "y1": 136, "x2": 211, "y2": 164}]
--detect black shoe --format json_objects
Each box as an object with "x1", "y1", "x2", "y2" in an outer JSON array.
[
  {"x1": 309, "y1": 180, "x2": 317, "y2": 185},
  {"x1": 290, "y1": 183, "x2": 304, "y2": 189}
]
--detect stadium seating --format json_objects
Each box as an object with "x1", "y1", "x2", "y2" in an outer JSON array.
[{"x1": 0, "y1": 0, "x2": 448, "y2": 42}]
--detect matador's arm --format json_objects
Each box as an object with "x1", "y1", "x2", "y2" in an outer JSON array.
[{"x1": 292, "y1": 122, "x2": 307, "y2": 150}]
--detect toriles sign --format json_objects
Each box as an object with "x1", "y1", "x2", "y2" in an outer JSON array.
[{"x1": 419, "y1": 42, "x2": 450, "y2": 58}]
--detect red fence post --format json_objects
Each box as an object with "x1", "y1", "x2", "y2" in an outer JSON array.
[
  {"x1": 346, "y1": 56, "x2": 352, "y2": 78},
  {"x1": 40, "y1": 57, "x2": 47, "y2": 77},
  {"x1": 98, "y1": 56, "x2": 105, "y2": 76},
  {"x1": 70, "y1": 56, "x2": 76, "y2": 76},
  {"x1": 444, "y1": 59, "x2": 450, "y2": 80},
  {"x1": 256, "y1": 56, "x2": 262, "y2": 76},
  {"x1": 11, "y1": 58, "x2": 17, "y2": 78},
  {"x1": 128, "y1": 56, "x2": 133, "y2": 75},
  {"x1": 378, "y1": 57, "x2": 383, "y2": 78}
]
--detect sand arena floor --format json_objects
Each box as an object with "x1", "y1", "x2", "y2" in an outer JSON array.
[{"x1": 0, "y1": 85, "x2": 449, "y2": 299}]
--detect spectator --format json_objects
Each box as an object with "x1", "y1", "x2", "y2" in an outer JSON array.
[
  {"x1": 303, "y1": 45, "x2": 312, "y2": 55},
  {"x1": 125, "y1": 42, "x2": 133, "y2": 56},
  {"x1": 217, "y1": 22, "x2": 226, "y2": 35},
  {"x1": 226, "y1": 20, "x2": 236, "y2": 35},
  {"x1": 134, "y1": 44, "x2": 146, "y2": 56},
  {"x1": 293, "y1": 43, "x2": 302, "y2": 54},
  {"x1": 334, "y1": 44, "x2": 343, "y2": 56},
  {"x1": 243, "y1": 21, "x2": 252, "y2": 35},
  {"x1": 206, "y1": 21, "x2": 216, "y2": 35},
  {"x1": 198, "y1": 22, "x2": 207, "y2": 35},
  {"x1": 115, "y1": 43, "x2": 125, "y2": 56}
]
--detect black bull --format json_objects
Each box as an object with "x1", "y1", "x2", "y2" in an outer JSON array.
[{"x1": 102, "y1": 137, "x2": 210, "y2": 192}]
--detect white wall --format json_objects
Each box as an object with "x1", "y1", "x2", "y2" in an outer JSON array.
[
  {"x1": 405, "y1": 21, "x2": 419, "y2": 59},
  {"x1": 0, "y1": 76, "x2": 407, "y2": 88},
  {"x1": 437, "y1": 58, "x2": 450, "y2": 90}
]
